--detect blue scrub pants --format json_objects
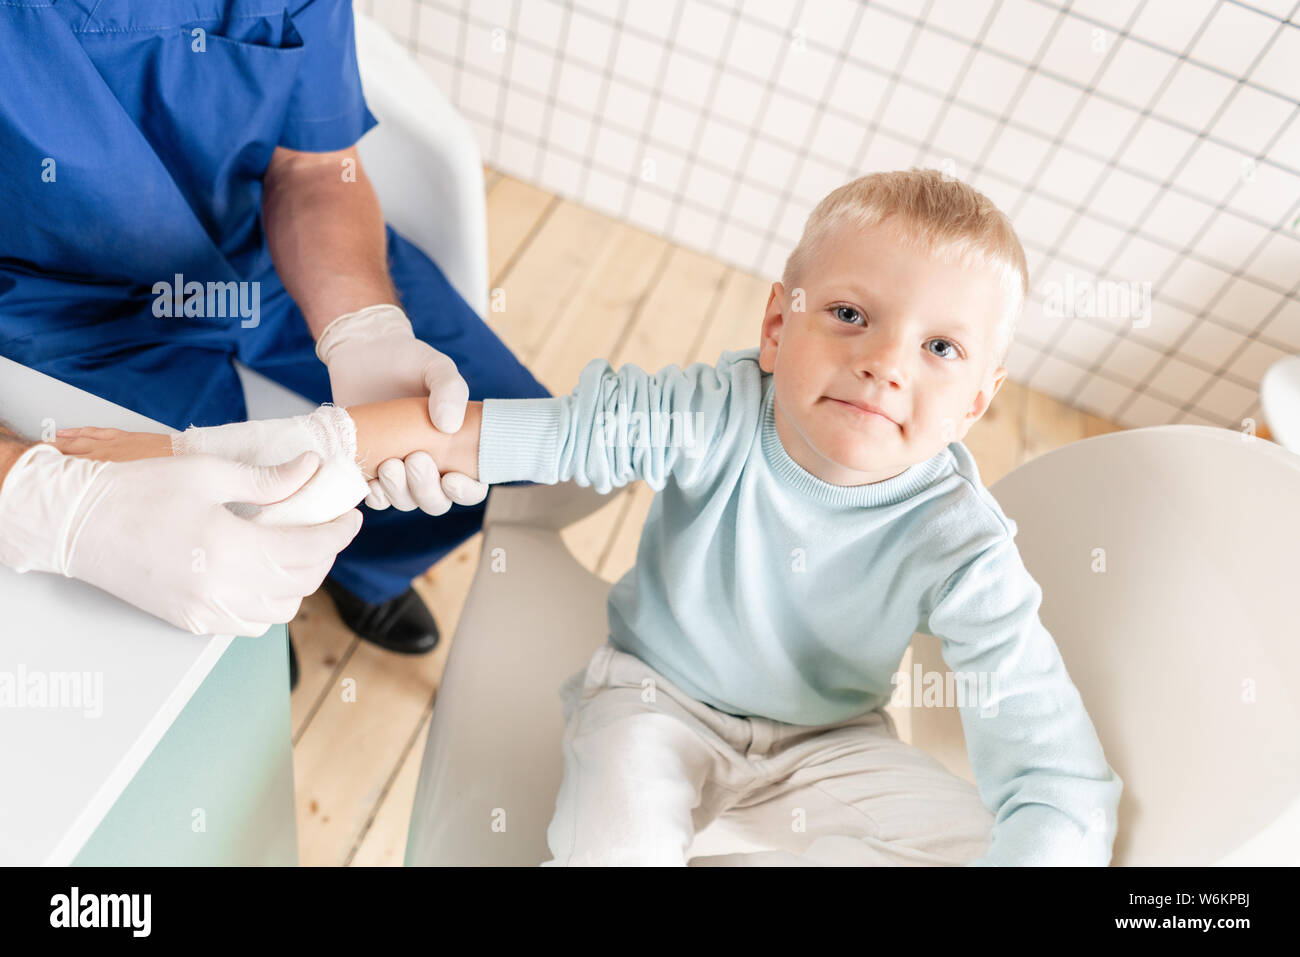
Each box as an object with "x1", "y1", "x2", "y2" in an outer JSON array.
[{"x1": 4, "y1": 227, "x2": 551, "y2": 605}]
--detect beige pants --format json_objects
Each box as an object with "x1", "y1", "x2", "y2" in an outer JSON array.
[{"x1": 543, "y1": 642, "x2": 995, "y2": 866}]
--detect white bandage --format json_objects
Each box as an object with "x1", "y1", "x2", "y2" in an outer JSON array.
[
  {"x1": 171, "y1": 405, "x2": 369, "y2": 527},
  {"x1": 172, "y1": 404, "x2": 357, "y2": 465}
]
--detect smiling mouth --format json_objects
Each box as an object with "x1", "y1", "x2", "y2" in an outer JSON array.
[{"x1": 826, "y1": 397, "x2": 896, "y2": 425}]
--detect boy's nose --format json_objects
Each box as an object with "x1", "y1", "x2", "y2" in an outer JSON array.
[{"x1": 854, "y1": 339, "x2": 907, "y2": 389}]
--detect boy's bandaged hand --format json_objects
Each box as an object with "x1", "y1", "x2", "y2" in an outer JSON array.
[{"x1": 169, "y1": 405, "x2": 369, "y2": 527}]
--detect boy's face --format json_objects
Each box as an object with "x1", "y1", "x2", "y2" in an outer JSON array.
[{"x1": 758, "y1": 219, "x2": 1010, "y2": 486}]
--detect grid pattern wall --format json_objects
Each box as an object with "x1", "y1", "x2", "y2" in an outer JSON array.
[{"x1": 358, "y1": 0, "x2": 1300, "y2": 431}]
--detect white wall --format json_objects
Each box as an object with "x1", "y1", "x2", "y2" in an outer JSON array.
[{"x1": 361, "y1": 0, "x2": 1300, "y2": 431}]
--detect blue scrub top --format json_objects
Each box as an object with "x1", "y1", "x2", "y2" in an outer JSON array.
[{"x1": 0, "y1": 0, "x2": 378, "y2": 336}]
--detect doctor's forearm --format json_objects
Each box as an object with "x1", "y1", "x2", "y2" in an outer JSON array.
[
  {"x1": 0, "y1": 427, "x2": 33, "y2": 487},
  {"x1": 262, "y1": 146, "x2": 398, "y2": 337}
]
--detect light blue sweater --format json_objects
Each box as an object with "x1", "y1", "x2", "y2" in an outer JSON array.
[{"x1": 478, "y1": 347, "x2": 1122, "y2": 866}]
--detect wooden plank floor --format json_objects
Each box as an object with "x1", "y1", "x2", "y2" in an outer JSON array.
[{"x1": 288, "y1": 167, "x2": 1130, "y2": 867}]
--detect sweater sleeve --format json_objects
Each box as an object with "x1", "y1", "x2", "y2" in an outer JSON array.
[
  {"x1": 476, "y1": 355, "x2": 751, "y2": 493},
  {"x1": 919, "y1": 529, "x2": 1123, "y2": 866}
]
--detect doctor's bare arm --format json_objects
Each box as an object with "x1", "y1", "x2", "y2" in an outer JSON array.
[
  {"x1": 261, "y1": 145, "x2": 399, "y2": 338},
  {"x1": 0, "y1": 426, "x2": 33, "y2": 486}
]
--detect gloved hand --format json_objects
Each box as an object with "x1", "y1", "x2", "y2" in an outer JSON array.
[
  {"x1": 315, "y1": 303, "x2": 489, "y2": 514},
  {"x1": 0, "y1": 445, "x2": 363, "y2": 637}
]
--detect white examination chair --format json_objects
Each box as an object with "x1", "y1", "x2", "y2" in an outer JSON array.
[
  {"x1": 404, "y1": 427, "x2": 1300, "y2": 866},
  {"x1": 1262, "y1": 355, "x2": 1300, "y2": 454},
  {"x1": 235, "y1": 12, "x2": 488, "y2": 418}
]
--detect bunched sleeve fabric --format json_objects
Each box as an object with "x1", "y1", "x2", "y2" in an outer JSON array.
[
  {"x1": 477, "y1": 355, "x2": 751, "y2": 493},
  {"x1": 280, "y1": 0, "x2": 378, "y2": 151},
  {"x1": 919, "y1": 528, "x2": 1123, "y2": 866}
]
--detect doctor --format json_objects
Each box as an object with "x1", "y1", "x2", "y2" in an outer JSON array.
[{"x1": 0, "y1": 0, "x2": 550, "y2": 683}]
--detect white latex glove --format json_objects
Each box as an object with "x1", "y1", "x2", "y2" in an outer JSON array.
[
  {"x1": 315, "y1": 303, "x2": 489, "y2": 514},
  {"x1": 0, "y1": 445, "x2": 363, "y2": 637}
]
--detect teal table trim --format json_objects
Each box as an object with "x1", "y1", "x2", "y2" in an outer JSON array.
[{"x1": 73, "y1": 627, "x2": 299, "y2": 866}]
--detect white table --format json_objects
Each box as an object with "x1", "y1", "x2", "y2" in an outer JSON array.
[{"x1": 0, "y1": 356, "x2": 297, "y2": 865}]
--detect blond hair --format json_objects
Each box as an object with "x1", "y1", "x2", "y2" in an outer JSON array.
[{"x1": 782, "y1": 169, "x2": 1028, "y2": 368}]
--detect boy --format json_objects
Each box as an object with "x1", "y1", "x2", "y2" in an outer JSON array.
[{"x1": 51, "y1": 169, "x2": 1122, "y2": 866}]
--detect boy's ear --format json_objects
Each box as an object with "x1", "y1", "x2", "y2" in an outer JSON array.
[
  {"x1": 956, "y1": 364, "x2": 1008, "y2": 439},
  {"x1": 992, "y1": 364, "x2": 1008, "y2": 393},
  {"x1": 759, "y1": 283, "x2": 785, "y2": 374}
]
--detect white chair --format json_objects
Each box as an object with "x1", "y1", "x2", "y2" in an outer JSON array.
[
  {"x1": 403, "y1": 426, "x2": 1300, "y2": 866},
  {"x1": 1262, "y1": 355, "x2": 1300, "y2": 454},
  {"x1": 235, "y1": 11, "x2": 488, "y2": 419},
  {"x1": 907, "y1": 425, "x2": 1300, "y2": 866}
]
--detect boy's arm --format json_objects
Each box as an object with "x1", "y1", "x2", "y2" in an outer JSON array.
[
  {"x1": 348, "y1": 398, "x2": 481, "y2": 481},
  {"x1": 476, "y1": 356, "x2": 754, "y2": 493},
  {"x1": 919, "y1": 529, "x2": 1123, "y2": 867},
  {"x1": 52, "y1": 400, "x2": 483, "y2": 484},
  {"x1": 52, "y1": 350, "x2": 753, "y2": 494}
]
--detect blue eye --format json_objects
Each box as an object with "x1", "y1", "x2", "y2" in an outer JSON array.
[
  {"x1": 833, "y1": 305, "x2": 864, "y2": 325},
  {"x1": 928, "y1": 339, "x2": 960, "y2": 359}
]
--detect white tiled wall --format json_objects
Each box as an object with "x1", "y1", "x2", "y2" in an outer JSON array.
[{"x1": 359, "y1": 0, "x2": 1300, "y2": 431}]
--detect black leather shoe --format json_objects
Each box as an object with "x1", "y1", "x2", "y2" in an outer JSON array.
[
  {"x1": 288, "y1": 635, "x2": 299, "y2": 692},
  {"x1": 320, "y1": 577, "x2": 440, "y2": 655}
]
